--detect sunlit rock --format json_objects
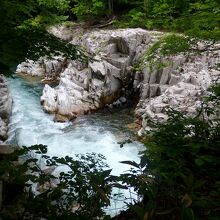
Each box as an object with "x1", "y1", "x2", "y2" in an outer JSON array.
[
  {"x1": 39, "y1": 28, "x2": 151, "y2": 119},
  {"x1": 16, "y1": 57, "x2": 67, "y2": 80},
  {"x1": 16, "y1": 25, "x2": 220, "y2": 134},
  {"x1": 135, "y1": 46, "x2": 220, "y2": 134}
]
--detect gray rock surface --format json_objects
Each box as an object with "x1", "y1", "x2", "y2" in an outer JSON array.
[
  {"x1": 0, "y1": 76, "x2": 12, "y2": 142},
  {"x1": 40, "y1": 28, "x2": 153, "y2": 119},
  {"x1": 16, "y1": 56, "x2": 67, "y2": 81},
  {"x1": 136, "y1": 49, "x2": 220, "y2": 135},
  {"x1": 0, "y1": 76, "x2": 12, "y2": 210},
  {"x1": 16, "y1": 25, "x2": 220, "y2": 135}
]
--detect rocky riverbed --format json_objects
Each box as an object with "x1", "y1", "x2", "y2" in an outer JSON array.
[{"x1": 16, "y1": 24, "x2": 220, "y2": 135}]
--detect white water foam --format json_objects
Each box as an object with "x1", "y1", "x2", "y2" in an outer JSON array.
[{"x1": 7, "y1": 76, "x2": 143, "y2": 214}]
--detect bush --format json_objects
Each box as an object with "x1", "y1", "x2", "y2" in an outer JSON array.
[
  {"x1": 113, "y1": 8, "x2": 146, "y2": 28},
  {"x1": 140, "y1": 34, "x2": 190, "y2": 71},
  {"x1": 71, "y1": 0, "x2": 107, "y2": 20},
  {"x1": 0, "y1": 145, "x2": 114, "y2": 219},
  {"x1": 120, "y1": 84, "x2": 220, "y2": 219}
]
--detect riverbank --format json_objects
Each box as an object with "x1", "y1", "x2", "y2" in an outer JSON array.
[
  {"x1": 0, "y1": 75, "x2": 12, "y2": 143},
  {"x1": 16, "y1": 24, "x2": 220, "y2": 136},
  {"x1": 5, "y1": 75, "x2": 144, "y2": 216}
]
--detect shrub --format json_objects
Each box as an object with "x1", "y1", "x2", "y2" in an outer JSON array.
[
  {"x1": 0, "y1": 145, "x2": 114, "y2": 219},
  {"x1": 120, "y1": 84, "x2": 220, "y2": 219},
  {"x1": 140, "y1": 34, "x2": 190, "y2": 71}
]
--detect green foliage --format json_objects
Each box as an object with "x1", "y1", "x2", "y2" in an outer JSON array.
[
  {"x1": 171, "y1": 0, "x2": 220, "y2": 40},
  {"x1": 115, "y1": 0, "x2": 220, "y2": 40},
  {"x1": 1, "y1": 0, "x2": 219, "y2": 72},
  {"x1": 113, "y1": 9, "x2": 146, "y2": 28},
  {"x1": 150, "y1": 34, "x2": 190, "y2": 57},
  {"x1": 0, "y1": 0, "x2": 77, "y2": 72},
  {"x1": 0, "y1": 145, "x2": 114, "y2": 219},
  {"x1": 152, "y1": 1, "x2": 174, "y2": 18},
  {"x1": 120, "y1": 84, "x2": 220, "y2": 219},
  {"x1": 1, "y1": 26, "x2": 85, "y2": 72},
  {"x1": 71, "y1": 0, "x2": 106, "y2": 19},
  {"x1": 128, "y1": 9, "x2": 146, "y2": 27},
  {"x1": 37, "y1": 0, "x2": 70, "y2": 12},
  {"x1": 140, "y1": 34, "x2": 190, "y2": 70}
]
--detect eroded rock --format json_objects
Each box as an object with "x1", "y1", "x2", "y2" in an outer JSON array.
[
  {"x1": 0, "y1": 76, "x2": 12, "y2": 141},
  {"x1": 40, "y1": 28, "x2": 152, "y2": 119},
  {"x1": 136, "y1": 48, "x2": 220, "y2": 135},
  {"x1": 16, "y1": 57, "x2": 67, "y2": 80},
  {"x1": 16, "y1": 25, "x2": 220, "y2": 135}
]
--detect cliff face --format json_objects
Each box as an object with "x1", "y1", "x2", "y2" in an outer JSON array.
[
  {"x1": 16, "y1": 25, "x2": 220, "y2": 134},
  {"x1": 0, "y1": 76, "x2": 12, "y2": 143},
  {"x1": 135, "y1": 45, "x2": 220, "y2": 134},
  {"x1": 40, "y1": 28, "x2": 155, "y2": 119}
]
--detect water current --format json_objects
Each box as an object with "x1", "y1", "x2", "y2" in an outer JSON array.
[{"x1": 6, "y1": 75, "x2": 143, "y2": 214}]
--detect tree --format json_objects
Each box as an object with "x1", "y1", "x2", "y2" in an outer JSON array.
[
  {"x1": 0, "y1": 0, "x2": 81, "y2": 73},
  {"x1": 0, "y1": 145, "x2": 114, "y2": 219},
  {"x1": 143, "y1": 0, "x2": 151, "y2": 16},
  {"x1": 108, "y1": 0, "x2": 113, "y2": 13},
  {"x1": 71, "y1": 0, "x2": 107, "y2": 19},
  {"x1": 120, "y1": 84, "x2": 220, "y2": 219}
]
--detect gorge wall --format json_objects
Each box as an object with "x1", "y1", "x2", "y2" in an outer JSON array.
[
  {"x1": 0, "y1": 76, "x2": 12, "y2": 143},
  {"x1": 16, "y1": 25, "x2": 220, "y2": 134}
]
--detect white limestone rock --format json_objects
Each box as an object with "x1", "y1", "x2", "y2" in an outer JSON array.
[
  {"x1": 16, "y1": 24, "x2": 220, "y2": 132},
  {"x1": 135, "y1": 46, "x2": 220, "y2": 134},
  {"x1": 0, "y1": 76, "x2": 12, "y2": 141},
  {"x1": 41, "y1": 84, "x2": 57, "y2": 113},
  {"x1": 16, "y1": 57, "x2": 67, "y2": 80},
  {"x1": 16, "y1": 60, "x2": 45, "y2": 77},
  {"x1": 40, "y1": 28, "x2": 152, "y2": 119},
  {"x1": 0, "y1": 118, "x2": 7, "y2": 140}
]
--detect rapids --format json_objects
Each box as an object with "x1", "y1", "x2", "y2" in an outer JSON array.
[{"x1": 6, "y1": 76, "x2": 143, "y2": 214}]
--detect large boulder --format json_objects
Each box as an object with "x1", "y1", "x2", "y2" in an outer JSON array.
[
  {"x1": 40, "y1": 28, "x2": 152, "y2": 119},
  {"x1": 16, "y1": 57, "x2": 67, "y2": 80}
]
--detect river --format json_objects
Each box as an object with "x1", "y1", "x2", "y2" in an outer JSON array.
[{"x1": 6, "y1": 75, "x2": 143, "y2": 214}]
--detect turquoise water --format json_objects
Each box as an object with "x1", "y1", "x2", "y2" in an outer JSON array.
[{"x1": 7, "y1": 76, "x2": 143, "y2": 214}]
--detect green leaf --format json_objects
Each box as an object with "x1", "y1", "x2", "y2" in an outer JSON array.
[
  {"x1": 102, "y1": 169, "x2": 112, "y2": 178},
  {"x1": 195, "y1": 158, "x2": 205, "y2": 166}
]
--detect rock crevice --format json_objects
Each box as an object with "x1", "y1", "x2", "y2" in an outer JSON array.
[
  {"x1": 16, "y1": 26, "x2": 220, "y2": 133},
  {"x1": 38, "y1": 28, "x2": 152, "y2": 120}
]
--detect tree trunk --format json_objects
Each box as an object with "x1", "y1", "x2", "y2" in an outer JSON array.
[
  {"x1": 144, "y1": 0, "x2": 151, "y2": 16},
  {"x1": 108, "y1": 0, "x2": 113, "y2": 14}
]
